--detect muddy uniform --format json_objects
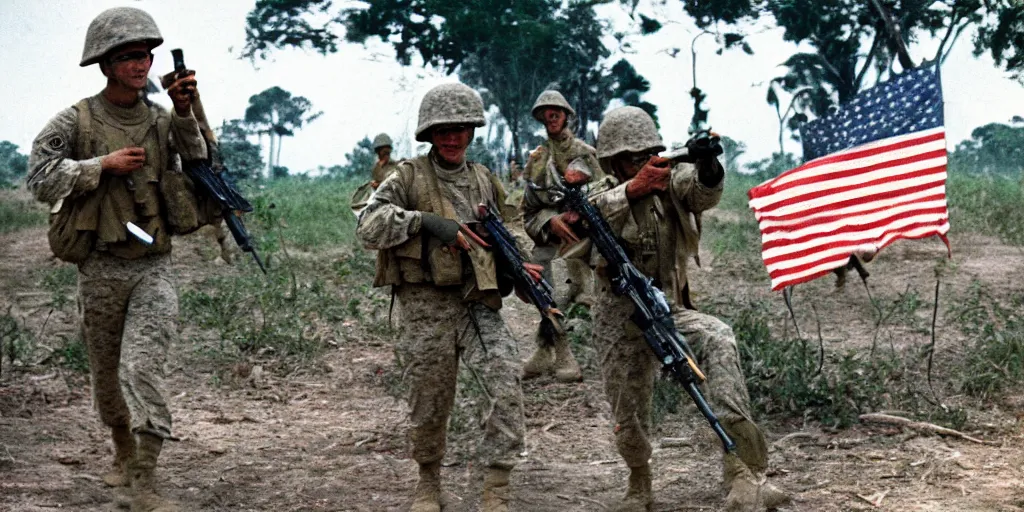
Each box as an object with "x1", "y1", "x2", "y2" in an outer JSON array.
[
  {"x1": 29, "y1": 94, "x2": 209, "y2": 441},
  {"x1": 372, "y1": 159, "x2": 400, "y2": 185}
]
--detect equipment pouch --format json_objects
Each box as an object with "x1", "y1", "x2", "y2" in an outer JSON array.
[
  {"x1": 48, "y1": 202, "x2": 95, "y2": 263},
  {"x1": 426, "y1": 236, "x2": 463, "y2": 286}
]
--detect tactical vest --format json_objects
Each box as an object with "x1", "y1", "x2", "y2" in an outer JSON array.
[
  {"x1": 372, "y1": 155, "x2": 507, "y2": 306},
  {"x1": 47, "y1": 96, "x2": 206, "y2": 262}
]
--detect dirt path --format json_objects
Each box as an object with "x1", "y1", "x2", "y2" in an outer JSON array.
[{"x1": 2, "y1": 223, "x2": 1024, "y2": 511}]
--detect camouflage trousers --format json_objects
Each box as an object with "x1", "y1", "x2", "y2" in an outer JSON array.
[
  {"x1": 531, "y1": 244, "x2": 595, "y2": 347},
  {"x1": 592, "y1": 287, "x2": 767, "y2": 471},
  {"x1": 394, "y1": 283, "x2": 526, "y2": 469},
  {"x1": 78, "y1": 251, "x2": 177, "y2": 440}
]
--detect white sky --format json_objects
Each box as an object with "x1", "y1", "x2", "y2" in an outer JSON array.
[{"x1": 1, "y1": 0, "x2": 1022, "y2": 175}]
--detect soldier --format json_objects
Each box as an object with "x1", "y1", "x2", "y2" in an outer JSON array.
[
  {"x1": 26, "y1": 7, "x2": 216, "y2": 512},
  {"x1": 357, "y1": 83, "x2": 537, "y2": 512},
  {"x1": 564, "y1": 107, "x2": 790, "y2": 511},
  {"x1": 519, "y1": 90, "x2": 601, "y2": 382},
  {"x1": 370, "y1": 132, "x2": 399, "y2": 189}
]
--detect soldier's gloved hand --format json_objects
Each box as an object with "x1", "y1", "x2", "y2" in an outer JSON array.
[
  {"x1": 625, "y1": 156, "x2": 672, "y2": 199},
  {"x1": 686, "y1": 131, "x2": 725, "y2": 186},
  {"x1": 420, "y1": 212, "x2": 461, "y2": 245},
  {"x1": 564, "y1": 167, "x2": 590, "y2": 185},
  {"x1": 548, "y1": 211, "x2": 581, "y2": 245}
]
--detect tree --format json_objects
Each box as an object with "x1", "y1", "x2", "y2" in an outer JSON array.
[
  {"x1": 243, "y1": 1, "x2": 657, "y2": 161},
  {"x1": 745, "y1": 152, "x2": 799, "y2": 182},
  {"x1": 324, "y1": 136, "x2": 376, "y2": 180},
  {"x1": 216, "y1": 119, "x2": 265, "y2": 182},
  {"x1": 674, "y1": 1, "x2": 1023, "y2": 145},
  {"x1": 718, "y1": 135, "x2": 746, "y2": 174},
  {"x1": 243, "y1": 86, "x2": 323, "y2": 178},
  {"x1": 949, "y1": 117, "x2": 1024, "y2": 175},
  {"x1": 0, "y1": 141, "x2": 28, "y2": 189}
]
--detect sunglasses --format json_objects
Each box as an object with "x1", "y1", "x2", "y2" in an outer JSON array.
[{"x1": 108, "y1": 51, "x2": 153, "y2": 65}]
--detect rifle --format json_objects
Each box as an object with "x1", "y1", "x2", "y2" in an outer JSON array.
[
  {"x1": 171, "y1": 49, "x2": 267, "y2": 274},
  {"x1": 476, "y1": 203, "x2": 563, "y2": 338},
  {"x1": 550, "y1": 180, "x2": 736, "y2": 453}
]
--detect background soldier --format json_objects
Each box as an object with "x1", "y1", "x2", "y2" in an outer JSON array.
[
  {"x1": 356, "y1": 83, "x2": 537, "y2": 512},
  {"x1": 519, "y1": 90, "x2": 601, "y2": 382},
  {"x1": 565, "y1": 106, "x2": 790, "y2": 511},
  {"x1": 370, "y1": 132, "x2": 399, "y2": 188},
  {"x1": 26, "y1": 7, "x2": 216, "y2": 512}
]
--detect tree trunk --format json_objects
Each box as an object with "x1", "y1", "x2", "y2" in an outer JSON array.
[
  {"x1": 267, "y1": 132, "x2": 275, "y2": 178},
  {"x1": 275, "y1": 135, "x2": 284, "y2": 172},
  {"x1": 509, "y1": 116, "x2": 522, "y2": 164}
]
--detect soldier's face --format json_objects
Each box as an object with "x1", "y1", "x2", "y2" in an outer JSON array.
[
  {"x1": 376, "y1": 146, "x2": 392, "y2": 161},
  {"x1": 542, "y1": 108, "x2": 567, "y2": 135},
  {"x1": 614, "y1": 152, "x2": 646, "y2": 179},
  {"x1": 432, "y1": 125, "x2": 473, "y2": 165},
  {"x1": 102, "y1": 42, "x2": 153, "y2": 92}
]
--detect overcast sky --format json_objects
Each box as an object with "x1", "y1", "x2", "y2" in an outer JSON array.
[{"x1": 1, "y1": 0, "x2": 1022, "y2": 175}]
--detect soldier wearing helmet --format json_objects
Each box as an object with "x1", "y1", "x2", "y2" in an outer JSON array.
[
  {"x1": 563, "y1": 107, "x2": 790, "y2": 511},
  {"x1": 356, "y1": 83, "x2": 538, "y2": 512},
  {"x1": 519, "y1": 90, "x2": 602, "y2": 382},
  {"x1": 370, "y1": 132, "x2": 399, "y2": 188},
  {"x1": 26, "y1": 8, "x2": 218, "y2": 511}
]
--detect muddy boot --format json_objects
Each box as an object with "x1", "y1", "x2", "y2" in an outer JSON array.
[
  {"x1": 522, "y1": 344, "x2": 553, "y2": 379},
  {"x1": 103, "y1": 425, "x2": 136, "y2": 487},
  {"x1": 610, "y1": 464, "x2": 653, "y2": 512},
  {"x1": 760, "y1": 481, "x2": 791, "y2": 510},
  {"x1": 723, "y1": 453, "x2": 761, "y2": 512},
  {"x1": 481, "y1": 467, "x2": 512, "y2": 512},
  {"x1": 410, "y1": 461, "x2": 442, "y2": 512},
  {"x1": 128, "y1": 434, "x2": 180, "y2": 512},
  {"x1": 552, "y1": 336, "x2": 582, "y2": 383}
]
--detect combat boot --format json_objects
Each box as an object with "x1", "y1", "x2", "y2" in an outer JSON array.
[
  {"x1": 610, "y1": 464, "x2": 653, "y2": 512},
  {"x1": 761, "y1": 482, "x2": 791, "y2": 510},
  {"x1": 522, "y1": 345, "x2": 553, "y2": 379},
  {"x1": 722, "y1": 453, "x2": 761, "y2": 512},
  {"x1": 128, "y1": 434, "x2": 180, "y2": 512},
  {"x1": 551, "y1": 336, "x2": 582, "y2": 382},
  {"x1": 102, "y1": 425, "x2": 136, "y2": 487},
  {"x1": 410, "y1": 461, "x2": 442, "y2": 512},
  {"x1": 481, "y1": 467, "x2": 512, "y2": 512}
]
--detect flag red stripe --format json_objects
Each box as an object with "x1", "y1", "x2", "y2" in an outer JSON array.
[
  {"x1": 760, "y1": 207, "x2": 950, "y2": 253},
  {"x1": 755, "y1": 180, "x2": 945, "y2": 224},
  {"x1": 758, "y1": 193, "x2": 947, "y2": 234},
  {"x1": 748, "y1": 130, "x2": 946, "y2": 199}
]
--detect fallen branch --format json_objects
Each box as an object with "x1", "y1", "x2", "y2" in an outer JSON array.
[{"x1": 859, "y1": 413, "x2": 990, "y2": 445}]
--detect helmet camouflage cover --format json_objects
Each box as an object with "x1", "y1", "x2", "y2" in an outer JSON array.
[
  {"x1": 596, "y1": 106, "x2": 665, "y2": 159},
  {"x1": 80, "y1": 7, "x2": 164, "y2": 67},
  {"x1": 415, "y1": 83, "x2": 486, "y2": 142},
  {"x1": 372, "y1": 133, "x2": 393, "y2": 150},
  {"x1": 531, "y1": 90, "x2": 576, "y2": 122}
]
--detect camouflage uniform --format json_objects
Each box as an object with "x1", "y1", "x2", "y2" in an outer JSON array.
[
  {"x1": 371, "y1": 132, "x2": 400, "y2": 184},
  {"x1": 26, "y1": 7, "x2": 215, "y2": 511},
  {"x1": 581, "y1": 107, "x2": 788, "y2": 511},
  {"x1": 520, "y1": 91, "x2": 601, "y2": 381},
  {"x1": 357, "y1": 83, "x2": 526, "y2": 512}
]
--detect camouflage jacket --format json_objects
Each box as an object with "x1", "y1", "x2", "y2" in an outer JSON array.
[{"x1": 521, "y1": 130, "x2": 602, "y2": 247}]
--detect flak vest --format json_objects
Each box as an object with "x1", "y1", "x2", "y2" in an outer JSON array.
[
  {"x1": 372, "y1": 156, "x2": 508, "y2": 308},
  {"x1": 48, "y1": 96, "x2": 207, "y2": 263}
]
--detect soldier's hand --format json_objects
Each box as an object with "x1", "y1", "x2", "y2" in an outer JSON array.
[
  {"x1": 370, "y1": 180, "x2": 380, "y2": 189},
  {"x1": 564, "y1": 168, "x2": 590, "y2": 185},
  {"x1": 523, "y1": 262, "x2": 544, "y2": 283},
  {"x1": 625, "y1": 156, "x2": 671, "y2": 199},
  {"x1": 166, "y1": 71, "x2": 197, "y2": 115},
  {"x1": 101, "y1": 147, "x2": 146, "y2": 175},
  {"x1": 548, "y1": 211, "x2": 581, "y2": 245}
]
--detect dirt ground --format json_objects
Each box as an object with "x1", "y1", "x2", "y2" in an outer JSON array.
[{"x1": 2, "y1": 212, "x2": 1024, "y2": 511}]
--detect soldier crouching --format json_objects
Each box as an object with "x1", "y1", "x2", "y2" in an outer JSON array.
[
  {"x1": 566, "y1": 107, "x2": 791, "y2": 511},
  {"x1": 356, "y1": 83, "x2": 531, "y2": 512}
]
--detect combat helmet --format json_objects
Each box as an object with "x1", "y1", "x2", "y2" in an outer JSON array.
[
  {"x1": 80, "y1": 7, "x2": 163, "y2": 67},
  {"x1": 596, "y1": 106, "x2": 665, "y2": 159},
  {"x1": 531, "y1": 90, "x2": 576, "y2": 122},
  {"x1": 415, "y1": 83, "x2": 486, "y2": 142},
  {"x1": 372, "y1": 133, "x2": 393, "y2": 150}
]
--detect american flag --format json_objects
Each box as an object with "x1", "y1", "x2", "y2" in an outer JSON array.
[{"x1": 748, "y1": 64, "x2": 950, "y2": 291}]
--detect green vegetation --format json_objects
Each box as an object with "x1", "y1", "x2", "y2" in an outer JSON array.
[{"x1": 0, "y1": 191, "x2": 46, "y2": 234}]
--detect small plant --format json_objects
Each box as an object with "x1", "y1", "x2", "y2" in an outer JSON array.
[{"x1": 54, "y1": 334, "x2": 89, "y2": 373}]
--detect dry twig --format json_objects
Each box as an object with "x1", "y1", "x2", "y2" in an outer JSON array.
[{"x1": 859, "y1": 413, "x2": 990, "y2": 444}]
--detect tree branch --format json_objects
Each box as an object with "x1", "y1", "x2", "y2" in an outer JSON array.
[
  {"x1": 934, "y1": 12, "x2": 963, "y2": 63},
  {"x1": 855, "y1": 32, "x2": 883, "y2": 92},
  {"x1": 870, "y1": 0, "x2": 916, "y2": 70}
]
